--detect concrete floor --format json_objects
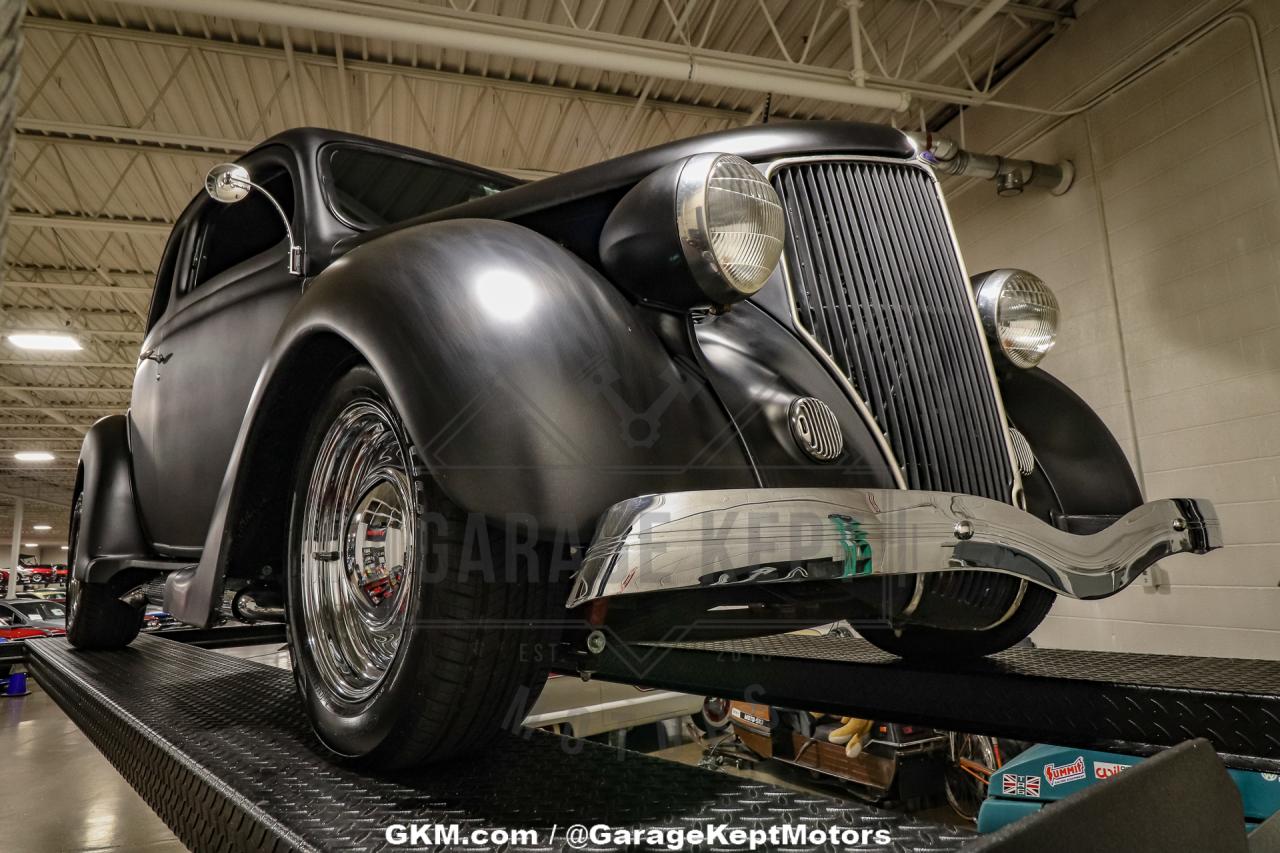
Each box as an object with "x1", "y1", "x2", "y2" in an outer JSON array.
[
  {"x1": 3, "y1": 683, "x2": 188, "y2": 853},
  {"x1": 3, "y1": 642, "x2": 964, "y2": 851},
  {"x1": 2, "y1": 643, "x2": 287, "y2": 853}
]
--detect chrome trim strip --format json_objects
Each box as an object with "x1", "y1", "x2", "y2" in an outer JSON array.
[
  {"x1": 762, "y1": 153, "x2": 1024, "y2": 503},
  {"x1": 568, "y1": 489, "x2": 1221, "y2": 607}
]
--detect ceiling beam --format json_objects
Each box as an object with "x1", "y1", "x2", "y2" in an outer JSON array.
[
  {"x1": 0, "y1": 386, "x2": 131, "y2": 394},
  {"x1": 112, "y1": 0, "x2": 910, "y2": 111},
  {"x1": 0, "y1": 327, "x2": 143, "y2": 342},
  {"x1": 917, "y1": 0, "x2": 1014, "y2": 80},
  {"x1": 0, "y1": 405, "x2": 120, "y2": 412},
  {"x1": 14, "y1": 120, "x2": 557, "y2": 180},
  {"x1": 16, "y1": 117, "x2": 249, "y2": 155},
  {"x1": 0, "y1": 359, "x2": 134, "y2": 369},
  {"x1": 23, "y1": 16, "x2": 748, "y2": 124},
  {"x1": 0, "y1": 491, "x2": 70, "y2": 509},
  {"x1": 9, "y1": 212, "x2": 172, "y2": 236},
  {"x1": 933, "y1": 0, "x2": 1070, "y2": 24}
]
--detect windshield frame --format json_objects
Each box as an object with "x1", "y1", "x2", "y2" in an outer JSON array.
[{"x1": 318, "y1": 141, "x2": 519, "y2": 232}]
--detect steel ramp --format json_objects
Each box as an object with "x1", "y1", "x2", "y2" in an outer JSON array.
[{"x1": 26, "y1": 634, "x2": 971, "y2": 853}]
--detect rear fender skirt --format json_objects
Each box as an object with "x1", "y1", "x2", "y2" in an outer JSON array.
[
  {"x1": 74, "y1": 414, "x2": 153, "y2": 584},
  {"x1": 168, "y1": 218, "x2": 754, "y2": 625}
]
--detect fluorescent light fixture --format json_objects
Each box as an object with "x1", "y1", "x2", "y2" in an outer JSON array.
[
  {"x1": 13, "y1": 451, "x2": 55, "y2": 462},
  {"x1": 7, "y1": 333, "x2": 82, "y2": 351},
  {"x1": 60, "y1": 545, "x2": 68, "y2": 550},
  {"x1": 32, "y1": 524, "x2": 51, "y2": 531},
  {"x1": 23, "y1": 543, "x2": 37, "y2": 548}
]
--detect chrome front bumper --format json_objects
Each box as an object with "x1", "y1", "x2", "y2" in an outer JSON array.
[{"x1": 568, "y1": 489, "x2": 1221, "y2": 607}]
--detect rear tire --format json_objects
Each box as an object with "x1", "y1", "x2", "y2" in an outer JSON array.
[
  {"x1": 287, "y1": 365, "x2": 568, "y2": 768},
  {"x1": 857, "y1": 581, "x2": 1054, "y2": 659},
  {"x1": 65, "y1": 494, "x2": 144, "y2": 650}
]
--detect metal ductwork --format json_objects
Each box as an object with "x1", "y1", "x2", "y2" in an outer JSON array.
[{"x1": 908, "y1": 132, "x2": 1075, "y2": 197}]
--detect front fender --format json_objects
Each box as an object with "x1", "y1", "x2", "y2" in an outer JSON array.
[
  {"x1": 169, "y1": 219, "x2": 754, "y2": 625},
  {"x1": 999, "y1": 367, "x2": 1144, "y2": 527},
  {"x1": 74, "y1": 414, "x2": 152, "y2": 584}
]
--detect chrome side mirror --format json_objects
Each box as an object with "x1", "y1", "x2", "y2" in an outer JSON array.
[
  {"x1": 203, "y1": 163, "x2": 303, "y2": 277},
  {"x1": 204, "y1": 163, "x2": 251, "y2": 203}
]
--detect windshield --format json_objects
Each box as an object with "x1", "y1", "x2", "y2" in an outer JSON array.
[
  {"x1": 10, "y1": 600, "x2": 64, "y2": 620},
  {"x1": 322, "y1": 144, "x2": 514, "y2": 230}
]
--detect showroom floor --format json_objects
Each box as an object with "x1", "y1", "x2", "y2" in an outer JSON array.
[{"x1": 3, "y1": 644, "x2": 285, "y2": 853}]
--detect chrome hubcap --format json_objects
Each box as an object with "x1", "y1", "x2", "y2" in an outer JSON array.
[{"x1": 299, "y1": 398, "x2": 416, "y2": 702}]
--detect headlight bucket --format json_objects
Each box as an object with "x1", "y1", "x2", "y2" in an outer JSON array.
[
  {"x1": 972, "y1": 269, "x2": 1060, "y2": 369},
  {"x1": 600, "y1": 152, "x2": 784, "y2": 309}
]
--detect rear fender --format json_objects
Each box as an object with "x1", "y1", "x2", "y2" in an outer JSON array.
[
  {"x1": 167, "y1": 218, "x2": 754, "y2": 625},
  {"x1": 73, "y1": 415, "x2": 153, "y2": 584}
]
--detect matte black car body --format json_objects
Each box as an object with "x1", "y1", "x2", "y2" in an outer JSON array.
[{"x1": 73, "y1": 121, "x2": 1142, "y2": 631}]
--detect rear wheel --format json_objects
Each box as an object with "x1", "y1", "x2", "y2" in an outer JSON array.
[
  {"x1": 65, "y1": 493, "x2": 144, "y2": 650},
  {"x1": 287, "y1": 365, "x2": 568, "y2": 768},
  {"x1": 857, "y1": 576, "x2": 1054, "y2": 659}
]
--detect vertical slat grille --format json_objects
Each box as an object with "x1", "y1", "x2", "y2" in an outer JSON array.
[{"x1": 773, "y1": 159, "x2": 1013, "y2": 502}]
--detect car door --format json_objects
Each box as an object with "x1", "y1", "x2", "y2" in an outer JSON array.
[{"x1": 129, "y1": 148, "x2": 304, "y2": 555}]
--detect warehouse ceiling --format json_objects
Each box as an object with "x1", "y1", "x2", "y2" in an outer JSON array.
[{"x1": 1, "y1": 0, "x2": 1074, "y2": 540}]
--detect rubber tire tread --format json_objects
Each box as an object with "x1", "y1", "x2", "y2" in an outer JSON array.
[
  {"x1": 289, "y1": 364, "x2": 568, "y2": 768},
  {"x1": 66, "y1": 579, "x2": 144, "y2": 650},
  {"x1": 856, "y1": 583, "x2": 1055, "y2": 659}
]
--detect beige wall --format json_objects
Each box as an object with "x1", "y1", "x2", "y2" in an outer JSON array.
[{"x1": 944, "y1": 0, "x2": 1280, "y2": 658}]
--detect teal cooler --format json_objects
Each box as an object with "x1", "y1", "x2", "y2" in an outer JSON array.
[{"x1": 979, "y1": 745, "x2": 1280, "y2": 833}]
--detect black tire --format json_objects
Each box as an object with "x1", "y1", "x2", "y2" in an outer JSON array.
[
  {"x1": 287, "y1": 365, "x2": 569, "y2": 768},
  {"x1": 857, "y1": 581, "x2": 1054, "y2": 659},
  {"x1": 66, "y1": 495, "x2": 144, "y2": 650}
]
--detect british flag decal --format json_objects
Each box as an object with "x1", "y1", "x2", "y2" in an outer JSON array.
[{"x1": 1002, "y1": 774, "x2": 1041, "y2": 797}]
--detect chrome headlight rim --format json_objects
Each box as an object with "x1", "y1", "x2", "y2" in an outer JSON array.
[
  {"x1": 675, "y1": 152, "x2": 785, "y2": 305},
  {"x1": 973, "y1": 268, "x2": 1059, "y2": 369}
]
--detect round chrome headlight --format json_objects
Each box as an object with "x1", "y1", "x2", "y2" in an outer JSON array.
[
  {"x1": 973, "y1": 269, "x2": 1059, "y2": 369},
  {"x1": 677, "y1": 153, "x2": 785, "y2": 304},
  {"x1": 599, "y1": 152, "x2": 784, "y2": 309}
]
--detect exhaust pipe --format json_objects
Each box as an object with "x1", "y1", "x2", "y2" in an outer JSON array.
[
  {"x1": 907, "y1": 132, "x2": 1074, "y2": 197},
  {"x1": 231, "y1": 587, "x2": 286, "y2": 623}
]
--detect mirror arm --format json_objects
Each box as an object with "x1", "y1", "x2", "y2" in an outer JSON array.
[{"x1": 247, "y1": 180, "x2": 303, "y2": 277}]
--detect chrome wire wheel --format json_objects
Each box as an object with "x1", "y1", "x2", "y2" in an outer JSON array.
[{"x1": 298, "y1": 397, "x2": 417, "y2": 703}]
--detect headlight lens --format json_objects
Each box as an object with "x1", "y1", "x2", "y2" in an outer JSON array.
[
  {"x1": 973, "y1": 269, "x2": 1059, "y2": 369},
  {"x1": 678, "y1": 153, "x2": 784, "y2": 303}
]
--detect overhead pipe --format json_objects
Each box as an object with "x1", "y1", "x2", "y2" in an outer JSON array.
[
  {"x1": 908, "y1": 132, "x2": 1074, "y2": 197},
  {"x1": 119, "y1": 0, "x2": 912, "y2": 113}
]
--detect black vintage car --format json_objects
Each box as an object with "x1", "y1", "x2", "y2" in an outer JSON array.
[{"x1": 66, "y1": 122, "x2": 1220, "y2": 769}]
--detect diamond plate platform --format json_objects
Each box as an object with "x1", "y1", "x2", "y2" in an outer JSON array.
[
  {"x1": 26, "y1": 635, "x2": 972, "y2": 853},
  {"x1": 585, "y1": 634, "x2": 1280, "y2": 772}
]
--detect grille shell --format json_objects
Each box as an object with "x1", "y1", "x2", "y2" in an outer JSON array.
[{"x1": 770, "y1": 157, "x2": 1015, "y2": 502}]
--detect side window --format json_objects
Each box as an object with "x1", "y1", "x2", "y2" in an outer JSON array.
[
  {"x1": 185, "y1": 167, "x2": 294, "y2": 292},
  {"x1": 145, "y1": 225, "x2": 183, "y2": 333}
]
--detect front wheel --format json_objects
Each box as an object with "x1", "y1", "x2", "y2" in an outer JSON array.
[
  {"x1": 65, "y1": 493, "x2": 144, "y2": 650},
  {"x1": 287, "y1": 365, "x2": 568, "y2": 768},
  {"x1": 856, "y1": 578, "x2": 1054, "y2": 659}
]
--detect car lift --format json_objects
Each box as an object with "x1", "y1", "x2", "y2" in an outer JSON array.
[{"x1": 19, "y1": 627, "x2": 1280, "y2": 852}]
